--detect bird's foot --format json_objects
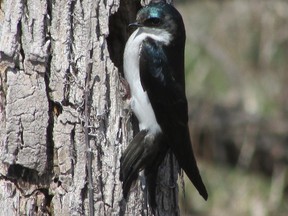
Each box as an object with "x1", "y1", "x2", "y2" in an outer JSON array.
[{"x1": 119, "y1": 76, "x2": 131, "y2": 100}]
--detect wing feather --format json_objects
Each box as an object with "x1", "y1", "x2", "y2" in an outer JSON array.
[{"x1": 139, "y1": 38, "x2": 208, "y2": 200}]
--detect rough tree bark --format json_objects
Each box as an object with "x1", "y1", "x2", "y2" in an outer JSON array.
[{"x1": 0, "y1": 0, "x2": 178, "y2": 215}]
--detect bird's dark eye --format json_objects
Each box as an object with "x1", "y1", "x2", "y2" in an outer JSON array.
[{"x1": 144, "y1": 18, "x2": 162, "y2": 27}]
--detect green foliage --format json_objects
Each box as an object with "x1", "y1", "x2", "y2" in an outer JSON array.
[
  {"x1": 185, "y1": 41, "x2": 230, "y2": 100},
  {"x1": 179, "y1": 163, "x2": 288, "y2": 216},
  {"x1": 178, "y1": 0, "x2": 288, "y2": 118},
  {"x1": 176, "y1": 1, "x2": 288, "y2": 215}
]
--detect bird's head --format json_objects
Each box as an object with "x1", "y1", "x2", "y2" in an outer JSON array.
[{"x1": 129, "y1": 1, "x2": 185, "y2": 44}]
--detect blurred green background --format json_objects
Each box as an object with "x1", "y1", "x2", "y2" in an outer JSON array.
[{"x1": 176, "y1": 0, "x2": 288, "y2": 215}]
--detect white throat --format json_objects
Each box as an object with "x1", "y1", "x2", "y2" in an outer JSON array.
[{"x1": 123, "y1": 28, "x2": 172, "y2": 134}]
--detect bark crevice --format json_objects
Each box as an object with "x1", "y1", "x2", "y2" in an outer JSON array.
[{"x1": 0, "y1": 0, "x2": 179, "y2": 215}]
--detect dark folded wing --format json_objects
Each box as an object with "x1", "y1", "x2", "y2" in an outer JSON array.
[{"x1": 139, "y1": 38, "x2": 208, "y2": 200}]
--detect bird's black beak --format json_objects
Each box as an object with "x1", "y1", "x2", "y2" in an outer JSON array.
[{"x1": 128, "y1": 22, "x2": 143, "y2": 29}]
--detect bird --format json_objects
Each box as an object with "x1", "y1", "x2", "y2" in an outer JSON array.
[{"x1": 120, "y1": 0, "x2": 208, "y2": 210}]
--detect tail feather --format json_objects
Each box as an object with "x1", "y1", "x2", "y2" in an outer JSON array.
[
  {"x1": 120, "y1": 130, "x2": 148, "y2": 198},
  {"x1": 120, "y1": 126, "x2": 208, "y2": 210},
  {"x1": 144, "y1": 145, "x2": 167, "y2": 212},
  {"x1": 145, "y1": 167, "x2": 158, "y2": 212},
  {"x1": 171, "y1": 128, "x2": 208, "y2": 200},
  {"x1": 120, "y1": 130, "x2": 165, "y2": 202}
]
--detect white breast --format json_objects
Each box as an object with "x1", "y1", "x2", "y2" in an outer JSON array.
[{"x1": 123, "y1": 28, "x2": 172, "y2": 134}]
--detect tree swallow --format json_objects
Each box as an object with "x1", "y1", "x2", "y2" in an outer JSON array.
[{"x1": 120, "y1": 0, "x2": 208, "y2": 209}]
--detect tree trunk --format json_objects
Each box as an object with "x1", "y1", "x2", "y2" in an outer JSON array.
[{"x1": 0, "y1": 0, "x2": 179, "y2": 215}]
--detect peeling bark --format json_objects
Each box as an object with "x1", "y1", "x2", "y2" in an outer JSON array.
[{"x1": 0, "y1": 0, "x2": 179, "y2": 215}]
